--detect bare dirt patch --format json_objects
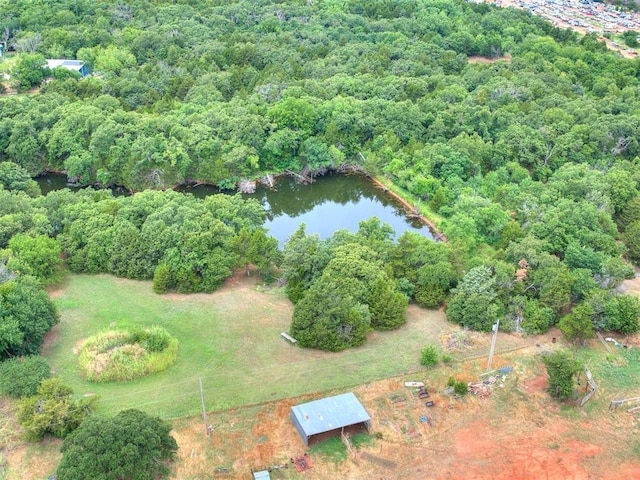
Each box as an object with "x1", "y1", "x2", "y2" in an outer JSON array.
[
  {"x1": 3, "y1": 437, "x2": 61, "y2": 480},
  {"x1": 1, "y1": 399, "x2": 60, "y2": 480},
  {"x1": 520, "y1": 374, "x2": 549, "y2": 395},
  {"x1": 40, "y1": 324, "x2": 61, "y2": 357},
  {"x1": 619, "y1": 273, "x2": 640, "y2": 296},
  {"x1": 47, "y1": 288, "x2": 65, "y2": 299},
  {"x1": 468, "y1": 54, "x2": 512, "y2": 64}
]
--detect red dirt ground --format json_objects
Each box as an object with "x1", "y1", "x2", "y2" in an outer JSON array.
[{"x1": 171, "y1": 354, "x2": 640, "y2": 480}]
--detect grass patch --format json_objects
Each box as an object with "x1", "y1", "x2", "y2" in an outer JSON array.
[
  {"x1": 309, "y1": 437, "x2": 347, "y2": 463},
  {"x1": 78, "y1": 326, "x2": 178, "y2": 382},
  {"x1": 351, "y1": 432, "x2": 374, "y2": 449},
  {"x1": 589, "y1": 347, "x2": 640, "y2": 392}
]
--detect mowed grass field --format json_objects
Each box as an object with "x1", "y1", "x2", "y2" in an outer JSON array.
[{"x1": 44, "y1": 274, "x2": 468, "y2": 419}]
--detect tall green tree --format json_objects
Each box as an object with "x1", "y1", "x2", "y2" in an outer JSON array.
[
  {"x1": 0, "y1": 161, "x2": 41, "y2": 196},
  {"x1": 605, "y1": 295, "x2": 640, "y2": 335},
  {"x1": 543, "y1": 350, "x2": 580, "y2": 401},
  {"x1": 623, "y1": 220, "x2": 640, "y2": 265},
  {"x1": 0, "y1": 275, "x2": 58, "y2": 360},
  {"x1": 558, "y1": 303, "x2": 595, "y2": 344},
  {"x1": 446, "y1": 266, "x2": 501, "y2": 331},
  {"x1": 11, "y1": 53, "x2": 48, "y2": 90},
  {"x1": 1, "y1": 233, "x2": 63, "y2": 285},
  {"x1": 57, "y1": 409, "x2": 178, "y2": 480}
]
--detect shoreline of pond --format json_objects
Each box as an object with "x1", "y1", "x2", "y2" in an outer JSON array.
[
  {"x1": 176, "y1": 169, "x2": 447, "y2": 242},
  {"x1": 368, "y1": 176, "x2": 448, "y2": 243},
  {"x1": 35, "y1": 169, "x2": 446, "y2": 242}
]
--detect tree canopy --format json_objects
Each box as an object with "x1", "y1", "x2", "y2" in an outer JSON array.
[
  {"x1": 0, "y1": 275, "x2": 58, "y2": 360},
  {"x1": 0, "y1": 0, "x2": 639, "y2": 348},
  {"x1": 56, "y1": 409, "x2": 178, "y2": 480}
]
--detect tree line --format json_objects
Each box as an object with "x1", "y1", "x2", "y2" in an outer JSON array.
[
  {"x1": 0, "y1": 0, "x2": 639, "y2": 351},
  {"x1": 1, "y1": 2, "x2": 640, "y2": 476}
]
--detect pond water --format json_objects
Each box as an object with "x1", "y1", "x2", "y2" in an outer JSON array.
[
  {"x1": 36, "y1": 173, "x2": 82, "y2": 193},
  {"x1": 36, "y1": 173, "x2": 434, "y2": 246},
  {"x1": 35, "y1": 173, "x2": 130, "y2": 197}
]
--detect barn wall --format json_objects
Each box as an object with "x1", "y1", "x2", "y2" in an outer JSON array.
[{"x1": 290, "y1": 410, "x2": 309, "y2": 446}]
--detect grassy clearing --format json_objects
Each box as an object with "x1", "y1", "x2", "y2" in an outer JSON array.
[{"x1": 45, "y1": 274, "x2": 472, "y2": 419}]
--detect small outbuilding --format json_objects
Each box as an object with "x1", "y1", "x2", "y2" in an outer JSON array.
[
  {"x1": 291, "y1": 392, "x2": 371, "y2": 446},
  {"x1": 46, "y1": 59, "x2": 89, "y2": 78},
  {"x1": 252, "y1": 470, "x2": 270, "y2": 480}
]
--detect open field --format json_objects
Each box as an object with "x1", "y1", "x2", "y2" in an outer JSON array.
[{"x1": 42, "y1": 273, "x2": 528, "y2": 419}]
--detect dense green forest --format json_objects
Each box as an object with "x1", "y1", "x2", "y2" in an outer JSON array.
[{"x1": 1, "y1": 0, "x2": 640, "y2": 353}]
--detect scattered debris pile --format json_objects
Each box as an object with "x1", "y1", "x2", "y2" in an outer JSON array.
[
  {"x1": 604, "y1": 337, "x2": 632, "y2": 349},
  {"x1": 417, "y1": 386, "x2": 430, "y2": 399},
  {"x1": 260, "y1": 174, "x2": 275, "y2": 189},
  {"x1": 468, "y1": 376, "x2": 498, "y2": 398},
  {"x1": 291, "y1": 454, "x2": 313, "y2": 472},
  {"x1": 468, "y1": 367, "x2": 513, "y2": 398},
  {"x1": 238, "y1": 179, "x2": 256, "y2": 193},
  {"x1": 609, "y1": 395, "x2": 640, "y2": 413}
]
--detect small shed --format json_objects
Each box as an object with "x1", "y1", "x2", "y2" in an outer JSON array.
[
  {"x1": 252, "y1": 470, "x2": 270, "y2": 480},
  {"x1": 291, "y1": 392, "x2": 371, "y2": 446},
  {"x1": 46, "y1": 59, "x2": 89, "y2": 78}
]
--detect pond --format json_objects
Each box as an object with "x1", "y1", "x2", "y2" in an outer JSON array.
[{"x1": 36, "y1": 173, "x2": 434, "y2": 246}]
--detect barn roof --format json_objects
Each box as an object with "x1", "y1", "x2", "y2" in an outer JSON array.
[
  {"x1": 46, "y1": 59, "x2": 85, "y2": 71},
  {"x1": 291, "y1": 392, "x2": 370, "y2": 437}
]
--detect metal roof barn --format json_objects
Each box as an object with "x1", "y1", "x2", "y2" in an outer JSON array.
[
  {"x1": 45, "y1": 59, "x2": 89, "y2": 77},
  {"x1": 291, "y1": 392, "x2": 371, "y2": 446}
]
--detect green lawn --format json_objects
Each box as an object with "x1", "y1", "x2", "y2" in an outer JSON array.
[{"x1": 43, "y1": 274, "x2": 502, "y2": 419}]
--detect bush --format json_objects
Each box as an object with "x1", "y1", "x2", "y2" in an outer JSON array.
[
  {"x1": 441, "y1": 353, "x2": 452, "y2": 364},
  {"x1": 605, "y1": 295, "x2": 640, "y2": 335},
  {"x1": 414, "y1": 286, "x2": 445, "y2": 309},
  {"x1": 18, "y1": 378, "x2": 96, "y2": 441},
  {"x1": 152, "y1": 264, "x2": 172, "y2": 294},
  {"x1": 78, "y1": 327, "x2": 178, "y2": 382},
  {"x1": 420, "y1": 345, "x2": 439, "y2": 368},
  {"x1": 131, "y1": 326, "x2": 171, "y2": 352},
  {"x1": 447, "y1": 376, "x2": 456, "y2": 387},
  {"x1": 543, "y1": 350, "x2": 580, "y2": 401},
  {"x1": 454, "y1": 381, "x2": 468, "y2": 396},
  {"x1": 522, "y1": 300, "x2": 555, "y2": 335},
  {"x1": 0, "y1": 356, "x2": 51, "y2": 398},
  {"x1": 622, "y1": 220, "x2": 640, "y2": 264}
]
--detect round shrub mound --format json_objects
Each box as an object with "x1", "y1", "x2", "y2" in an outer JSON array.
[{"x1": 78, "y1": 326, "x2": 178, "y2": 382}]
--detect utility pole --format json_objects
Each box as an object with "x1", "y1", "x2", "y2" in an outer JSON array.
[
  {"x1": 486, "y1": 319, "x2": 500, "y2": 372},
  {"x1": 199, "y1": 377, "x2": 210, "y2": 436}
]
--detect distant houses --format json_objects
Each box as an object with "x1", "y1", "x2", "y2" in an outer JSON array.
[{"x1": 45, "y1": 59, "x2": 89, "y2": 78}]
